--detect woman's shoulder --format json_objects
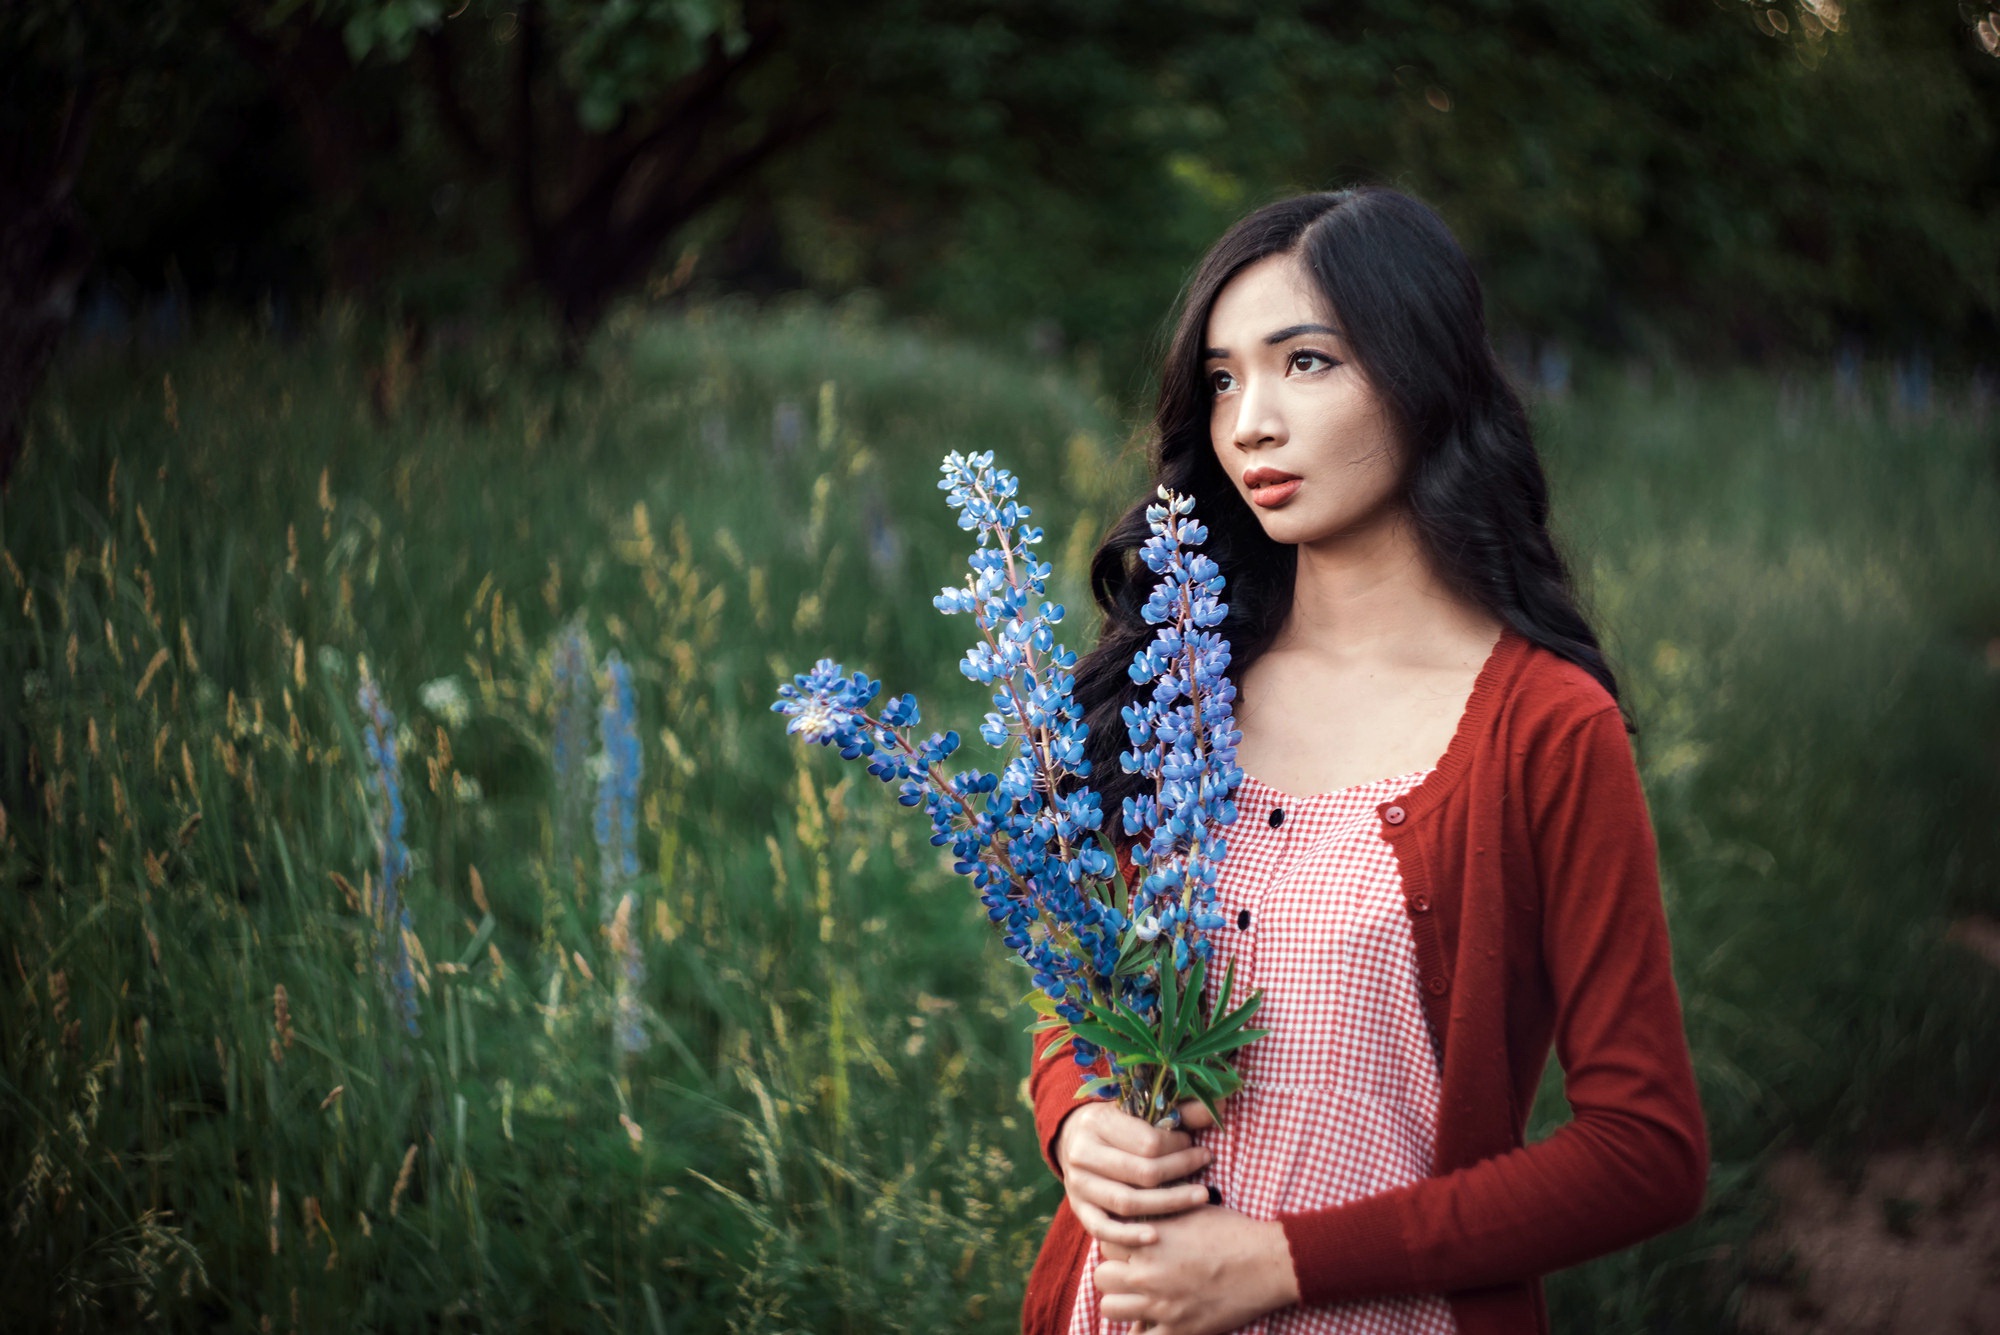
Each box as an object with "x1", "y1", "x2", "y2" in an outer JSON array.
[{"x1": 1495, "y1": 632, "x2": 1626, "y2": 744}]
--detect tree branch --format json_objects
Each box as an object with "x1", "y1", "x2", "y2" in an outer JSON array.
[
  {"x1": 422, "y1": 26, "x2": 496, "y2": 174},
  {"x1": 563, "y1": 18, "x2": 786, "y2": 239},
  {"x1": 514, "y1": 0, "x2": 544, "y2": 273}
]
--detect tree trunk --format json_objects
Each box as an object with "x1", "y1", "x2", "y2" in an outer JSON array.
[{"x1": 0, "y1": 85, "x2": 100, "y2": 493}]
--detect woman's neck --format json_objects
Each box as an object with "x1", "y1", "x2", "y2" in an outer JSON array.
[{"x1": 1275, "y1": 505, "x2": 1496, "y2": 667}]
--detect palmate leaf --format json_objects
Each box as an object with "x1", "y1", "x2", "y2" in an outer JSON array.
[
  {"x1": 1044, "y1": 952, "x2": 1271, "y2": 1124},
  {"x1": 1174, "y1": 1000, "x2": 1269, "y2": 1065},
  {"x1": 1066, "y1": 1005, "x2": 1162, "y2": 1064}
]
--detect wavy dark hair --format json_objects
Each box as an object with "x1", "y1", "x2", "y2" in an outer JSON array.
[{"x1": 1074, "y1": 187, "x2": 1625, "y2": 824}]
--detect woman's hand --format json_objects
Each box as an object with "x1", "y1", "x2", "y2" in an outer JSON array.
[
  {"x1": 1095, "y1": 1204, "x2": 1300, "y2": 1335},
  {"x1": 1054, "y1": 1099, "x2": 1218, "y2": 1248}
]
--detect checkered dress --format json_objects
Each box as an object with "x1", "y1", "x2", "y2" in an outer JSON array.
[{"x1": 1067, "y1": 769, "x2": 1460, "y2": 1335}]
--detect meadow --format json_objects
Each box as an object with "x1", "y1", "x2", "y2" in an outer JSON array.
[{"x1": 3, "y1": 302, "x2": 1997, "y2": 1333}]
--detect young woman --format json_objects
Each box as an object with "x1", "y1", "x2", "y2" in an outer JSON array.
[{"x1": 1021, "y1": 189, "x2": 1709, "y2": 1335}]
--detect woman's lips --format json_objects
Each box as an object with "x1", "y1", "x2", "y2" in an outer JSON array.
[{"x1": 1243, "y1": 465, "x2": 1302, "y2": 508}]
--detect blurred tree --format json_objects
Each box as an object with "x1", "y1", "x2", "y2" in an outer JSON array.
[
  {"x1": 225, "y1": 0, "x2": 840, "y2": 342},
  {"x1": 3, "y1": 0, "x2": 1995, "y2": 462},
  {"x1": 0, "y1": 2, "x2": 229, "y2": 488},
  {"x1": 235, "y1": 0, "x2": 1302, "y2": 351},
  {"x1": 846, "y1": 0, "x2": 1998, "y2": 377}
]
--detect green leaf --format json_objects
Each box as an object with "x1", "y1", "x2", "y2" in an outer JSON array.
[
  {"x1": 1174, "y1": 956, "x2": 1206, "y2": 1046},
  {"x1": 1178, "y1": 1024, "x2": 1270, "y2": 1065},
  {"x1": 1063, "y1": 1019, "x2": 1135, "y2": 1057},
  {"x1": 1038, "y1": 1034, "x2": 1074, "y2": 1063},
  {"x1": 1175, "y1": 991, "x2": 1268, "y2": 1063},
  {"x1": 1215, "y1": 957, "x2": 1239, "y2": 1013},
  {"x1": 1074, "y1": 1076, "x2": 1119, "y2": 1100},
  {"x1": 1093, "y1": 1000, "x2": 1165, "y2": 1055},
  {"x1": 1113, "y1": 931, "x2": 1155, "y2": 978}
]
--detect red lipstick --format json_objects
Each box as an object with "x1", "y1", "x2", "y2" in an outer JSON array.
[{"x1": 1243, "y1": 466, "x2": 1302, "y2": 509}]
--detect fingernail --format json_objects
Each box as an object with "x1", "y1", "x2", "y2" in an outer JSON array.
[{"x1": 1206, "y1": 1184, "x2": 1223, "y2": 1206}]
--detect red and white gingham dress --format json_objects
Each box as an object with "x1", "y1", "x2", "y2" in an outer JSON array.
[{"x1": 1067, "y1": 769, "x2": 1460, "y2": 1335}]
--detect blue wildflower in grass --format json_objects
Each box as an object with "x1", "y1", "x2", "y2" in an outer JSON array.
[
  {"x1": 357, "y1": 672, "x2": 421, "y2": 1037},
  {"x1": 595, "y1": 651, "x2": 642, "y2": 906},
  {"x1": 550, "y1": 620, "x2": 596, "y2": 871},
  {"x1": 773, "y1": 452, "x2": 1264, "y2": 1124},
  {"x1": 606, "y1": 891, "x2": 647, "y2": 1054},
  {"x1": 594, "y1": 650, "x2": 649, "y2": 1053}
]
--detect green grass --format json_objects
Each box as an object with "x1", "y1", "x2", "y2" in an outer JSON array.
[{"x1": 2, "y1": 304, "x2": 1996, "y2": 1332}]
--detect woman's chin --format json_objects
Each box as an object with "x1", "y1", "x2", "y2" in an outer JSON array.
[{"x1": 1251, "y1": 511, "x2": 1322, "y2": 546}]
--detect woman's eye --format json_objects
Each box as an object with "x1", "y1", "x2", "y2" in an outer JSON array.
[
  {"x1": 1209, "y1": 368, "x2": 1236, "y2": 394},
  {"x1": 1289, "y1": 350, "x2": 1336, "y2": 374}
]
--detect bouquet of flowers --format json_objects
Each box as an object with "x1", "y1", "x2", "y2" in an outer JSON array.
[{"x1": 772, "y1": 451, "x2": 1265, "y2": 1126}]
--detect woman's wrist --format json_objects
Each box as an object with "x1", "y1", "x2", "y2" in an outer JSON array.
[{"x1": 1247, "y1": 1216, "x2": 1302, "y2": 1310}]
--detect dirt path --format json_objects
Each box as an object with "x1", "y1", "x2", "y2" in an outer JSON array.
[
  {"x1": 1734, "y1": 918, "x2": 2000, "y2": 1333},
  {"x1": 1736, "y1": 1146, "x2": 2000, "y2": 1333}
]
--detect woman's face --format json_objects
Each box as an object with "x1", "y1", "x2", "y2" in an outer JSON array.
[{"x1": 1204, "y1": 250, "x2": 1407, "y2": 547}]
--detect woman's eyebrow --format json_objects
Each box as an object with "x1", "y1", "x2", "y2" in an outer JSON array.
[
  {"x1": 1264, "y1": 322, "x2": 1341, "y2": 345},
  {"x1": 1203, "y1": 322, "x2": 1343, "y2": 360}
]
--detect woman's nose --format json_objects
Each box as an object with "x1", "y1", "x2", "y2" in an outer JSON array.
[{"x1": 1229, "y1": 376, "x2": 1285, "y2": 450}]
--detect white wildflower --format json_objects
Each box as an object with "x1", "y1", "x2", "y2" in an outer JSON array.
[{"x1": 419, "y1": 676, "x2": 471, "y2": 729}]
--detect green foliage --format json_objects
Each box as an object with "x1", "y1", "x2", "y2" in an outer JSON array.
[
  {"x1": 2, "y1": 307, "x2": 1997, "y2": 1332},
  {"x1": 22, "y1": 0, "x2": 1999, "y2": 384},
  {"x1": 1045, "y1": 957, "x2": 1271, "y2": 1130},
  {"x1": 0, "y1": 302, "x2": 1115, "y2": 1331}
]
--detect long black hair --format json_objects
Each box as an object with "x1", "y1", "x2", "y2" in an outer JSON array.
[{"x1": 1075, "y1": 187, "x2": 1625, "y2": 822}]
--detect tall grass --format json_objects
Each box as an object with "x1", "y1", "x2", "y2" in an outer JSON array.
[{"x1": 2, "y1": 306, "x2": 1996, "y2": 1332}]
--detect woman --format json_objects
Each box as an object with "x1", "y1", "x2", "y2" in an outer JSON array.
[{"x1": 1022, "y1": 188, "x2": 1709, "y2": 1335}]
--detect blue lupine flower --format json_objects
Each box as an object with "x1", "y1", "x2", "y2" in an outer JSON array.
[
  {"x1": 775, "y1": 457, "x2": 1246, "y2": 1099},
  {"x1": 550, "y1": 621, "x2": 595, "y2": 868},
  {"x1": 357, "y1": 672, "x2": 421, "y2": 1037},
  {"x1": 1117, "y1": 487, "x2": 1245, "y2": 972},
  {"x1": 594, "y1": 651, "x2": 642, "y2": 913},
  {"x1": 594, "y1": 651, "x2": 650, "y2": 1055}
]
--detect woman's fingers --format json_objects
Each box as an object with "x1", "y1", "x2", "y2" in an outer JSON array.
[
  {"x1": 1069, "y1": 1164, "x2": 1212, "y2": 1222},
  {"x1": 1098, "y1": 1292, "x2": 1152, "y2": 1324},
  {"x1": 1066, "y1": 1138, "x2": 1212, "y2": 1190},
  {"x1": 1097, "y1": 1111, "x2": 1195, "y2": 1158},
  {"x1": 1069, "y1": 1195, "x2": 1159, "y2": 1249},
  {"x1": 1173, "y1": 1099, "x2": 1218, "y2": 1132},
  {"x1": 1057, "y1": 1102, "x2": 1188, "y2": 1178}
]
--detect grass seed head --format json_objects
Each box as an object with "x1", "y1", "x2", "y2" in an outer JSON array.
[{"x1": 389, "y1": 1144, "x2": 418, "y2": 1217}]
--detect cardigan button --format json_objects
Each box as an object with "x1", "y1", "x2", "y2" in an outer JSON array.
[
  {"x1": 1237, "y1": 908, "x2": 1252, "y2": 930},
  {"x1": 1383, "y1": 804, "x2": 1407, "y2": 826},
  {"x1": 1268, "y1": 807, "x2": 1285, "y2": 828},
  {"x1": 1426, "y1": 976, "x2": 1448, "y2": 995},
  {"x1": 1410, "y1": 893, "x2": 1431, "y2": 913}
]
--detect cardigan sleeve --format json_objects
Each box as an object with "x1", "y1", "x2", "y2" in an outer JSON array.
[
  {"x1": 1030, "y1": 1024, "x2": 1112, "y2": 1177},
  {"x1": 1276, "y1": 705, "x2": 1709, "y2": 1304}
]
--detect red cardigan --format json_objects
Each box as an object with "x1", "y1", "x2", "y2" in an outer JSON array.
[{"x1": 1022, "y1": 627, "x2": 1709, "y2": 1335}]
